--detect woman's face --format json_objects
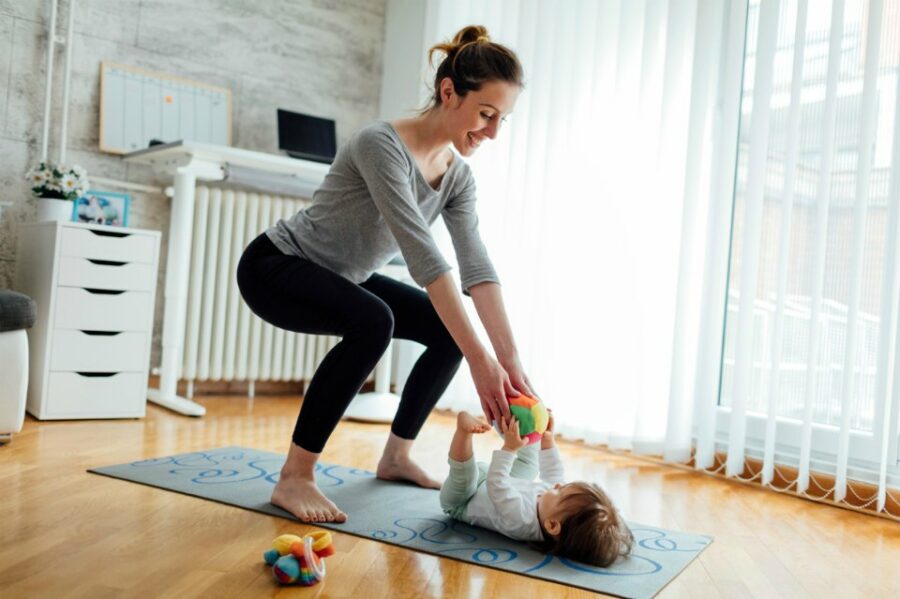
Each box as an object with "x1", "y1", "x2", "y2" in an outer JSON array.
[{"x1": 442, "y1": 78, "x2": 520, "y2": 157}]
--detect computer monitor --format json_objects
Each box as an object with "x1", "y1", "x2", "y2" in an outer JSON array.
[{"x1": 277, "y1": 109, "x2": 337, "y2": 164}]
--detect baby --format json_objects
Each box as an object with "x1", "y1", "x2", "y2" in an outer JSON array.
[{"x1": 439, "y1": 410, "x2": 633, "y2": 567}]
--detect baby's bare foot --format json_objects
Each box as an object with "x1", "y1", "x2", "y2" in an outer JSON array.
[
  {"x1": 376, "y1": 456, "x2": 442, "y2": 489},
  {"x1": 271, "y1": 475, "x2": 347, "y2": 523},
  {"x1": 457, "y1": 410, "x2": 492, "y2": 434}
]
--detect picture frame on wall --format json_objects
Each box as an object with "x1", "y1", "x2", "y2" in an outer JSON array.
[{"x1": 72, "y1": 190, "x2": 130, "y2": 227}]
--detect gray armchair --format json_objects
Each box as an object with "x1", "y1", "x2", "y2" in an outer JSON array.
[{"x1": 0, "y1": 290, "x2": 36, "y2": 443}]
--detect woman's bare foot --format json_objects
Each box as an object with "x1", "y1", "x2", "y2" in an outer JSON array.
[
  {"x1": 376, "y1": 455, "x2": 442, "y2": 489},
  {"x1": 271, "y1": 475, "x2": 347, "y2": 523},
  {"x1": 457, "y1": 410, "x2": 491, "y2": 434},
  {"x1": 376, "y1": 431, "x2": 441, "y2": 489},
  {"x1": 271, "y1": 443, "x2": 346, "y2": 523}
]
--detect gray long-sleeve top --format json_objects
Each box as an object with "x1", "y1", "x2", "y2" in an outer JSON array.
[{"x1": 265, "y1": 121, "x2": 499, "y2": 293}]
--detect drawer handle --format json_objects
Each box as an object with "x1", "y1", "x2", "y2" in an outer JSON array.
[
  {"x1": 75, "y1": 372, "x2": 118, "y2": 377},
  {"x1": 87, "y1": 259, "x2": 127, "y2": 267},
  {"x1": 80, "y1": 330, "x2": 123, "y2": 336},
  {"x1": 83, "y1": 288, "x2": 126, "y2": 295},
  {"x1": 88, "y1": 229, "x2": 130, "y2": 238}
]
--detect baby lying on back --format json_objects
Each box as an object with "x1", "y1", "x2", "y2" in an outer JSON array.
[{"x1": 439, "y1": 410, "x2": 633, "y2": 567}]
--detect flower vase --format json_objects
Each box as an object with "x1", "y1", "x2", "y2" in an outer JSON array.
[{"x1": 36, "y1": 198, "x2": 73, "y2": 223}]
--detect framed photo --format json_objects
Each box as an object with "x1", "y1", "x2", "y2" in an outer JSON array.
[{"x1": 72, "y1": 190, "x2": 130, "y2": 227}]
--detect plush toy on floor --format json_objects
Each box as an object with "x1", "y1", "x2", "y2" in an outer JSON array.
[
  {"x1": 263, "y1": 530, "x2": 335, "y2": 586},
  {"x1": 493, "y1": 394, "x2": 550, "y2": 445}
]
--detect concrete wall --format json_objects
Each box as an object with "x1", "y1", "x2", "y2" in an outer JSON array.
[{"x1": 0, "y1": 0, "x2": 387, "y2": 366}]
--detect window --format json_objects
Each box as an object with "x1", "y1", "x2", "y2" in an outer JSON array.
[{"x1": 719, "y1": 0, "x2": 900, "y2": 468}]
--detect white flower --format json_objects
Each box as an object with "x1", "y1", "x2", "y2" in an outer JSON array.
[
  {"x1": 59, "y1": 174, "x2": 78, "y2": 191},
  {"x1": 27, "y1": 169, "x2": 49, "y2": 185}
]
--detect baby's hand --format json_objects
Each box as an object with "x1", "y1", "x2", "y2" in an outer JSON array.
[
  {"x1": 541, "y1": 409, "x2": 556, "y2": 449},
  {"x1": 500, "y1": 416, "x2": 527, "y2": 452}
]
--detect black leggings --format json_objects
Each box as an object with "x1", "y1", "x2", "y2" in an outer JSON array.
[{"x1": 236, "y1": 234, "x2": 462, "y2": 453}]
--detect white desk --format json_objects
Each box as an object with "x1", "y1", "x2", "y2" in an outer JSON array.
[{"x1": 124, "y1": 141, "x2": 330, "y2": 416}]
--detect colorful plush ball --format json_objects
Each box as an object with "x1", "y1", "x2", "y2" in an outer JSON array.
[
  {"x1": 264, "y1": 530, "x2": 334, "y2": 586},
  {"x1": 493, "y1": 395, "x2": 550, "y2": 445}
]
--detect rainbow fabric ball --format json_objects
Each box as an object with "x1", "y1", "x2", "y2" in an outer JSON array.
[
  {"x1": 265, "y1": 530, "x2": 334, "y2": 586},
  {"x1": 493, "y1": 395, "x2": 549, "y2": 445}
]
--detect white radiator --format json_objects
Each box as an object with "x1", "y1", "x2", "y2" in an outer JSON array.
[{"x1": 179, "y1": 186, "x2": 340, "y2": 395}]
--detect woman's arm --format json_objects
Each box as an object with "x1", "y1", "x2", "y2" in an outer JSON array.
[
  {"x1": 426, "y1": 273, "x2": 513, "y2": 423},
  {"x1": 467, "y1": 281, "x2": 535, "y2": 398}
]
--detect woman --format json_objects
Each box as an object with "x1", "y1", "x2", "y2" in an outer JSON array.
[{"x1": 237, "y1": 25, "x2": 534, "y2": 524}]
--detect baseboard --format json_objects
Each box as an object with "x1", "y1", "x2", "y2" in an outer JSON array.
[
  {"x1": 589, "y1": 444, "x2": 900, "y2": 520},
  {"x1": 146, "y1": 376, "x2": 378, "y2": 398}
]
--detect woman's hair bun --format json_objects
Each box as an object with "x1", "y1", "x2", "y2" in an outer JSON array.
[{"x1": 453, "y1": 25, "x2": 490, "y2": 48}]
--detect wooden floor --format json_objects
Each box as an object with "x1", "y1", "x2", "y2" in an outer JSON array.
[{"x1": 1, "y1": 395, "x2": 898, "y2": 598}]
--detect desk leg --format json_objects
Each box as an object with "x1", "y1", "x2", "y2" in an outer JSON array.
[
  {"x1": 148, "y1": 169, "x2": 207, "y2": 416},
  {"x1": 344, "y1": 341, "x2": 401, "y2": 423}
]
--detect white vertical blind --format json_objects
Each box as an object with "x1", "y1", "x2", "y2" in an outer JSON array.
[
  {"x1": 726, "y1": 0, "x2": 781, "y2": 478},
  {"x1": 877, "y1": 50, "x2": 900, "y2": 513},
  {"x1": 663, "y1": 0, "x2": 728, "y2": 463},
  {"x1": 835, "y1": 0, "x2": 884, "y2": 503},
  {"x1": 762, "y1": 0, "x2": 808, "y2": 487},
  {"x1": 693, "y1": 0, "x2": 749, "y2": 472},
  {"x1": 797, "y1": 0, "x2": 844, "y2": 495}
]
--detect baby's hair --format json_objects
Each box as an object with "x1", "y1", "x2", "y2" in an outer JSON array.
[
  {"x1": 534, "y1": 482, "x2": 634, "y2": 568},
  {"x1": 420, "y1": 25, "x2": 524, "y2": 113}
]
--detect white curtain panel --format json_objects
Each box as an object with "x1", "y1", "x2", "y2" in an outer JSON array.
[{"x1": 421, "y1": 0, "x2": 740, "y2": 453}]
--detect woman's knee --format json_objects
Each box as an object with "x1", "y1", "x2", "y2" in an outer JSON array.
[{"x1": 350, "y1": 300, "x2": 395, "y2": 351}]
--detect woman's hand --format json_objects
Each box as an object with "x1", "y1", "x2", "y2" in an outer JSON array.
[
  {"x1": 499, "y1": 352, "x2": 536, "y2": 398},
  {"x1": 500, "y1": 416, "x2": 527, "y2": 453},
  {"x1": 467, "y1": 352, "x2": 514, "y2": 425}
]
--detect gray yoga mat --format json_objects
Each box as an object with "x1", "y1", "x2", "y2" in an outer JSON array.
[{"x1": 89, "y1": 446, "x2": 711, "y2": 598}]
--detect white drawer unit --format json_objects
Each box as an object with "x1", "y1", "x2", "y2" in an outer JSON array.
[{"x1": 14, "y1": 221, "x2": 161, "y2": 420}]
